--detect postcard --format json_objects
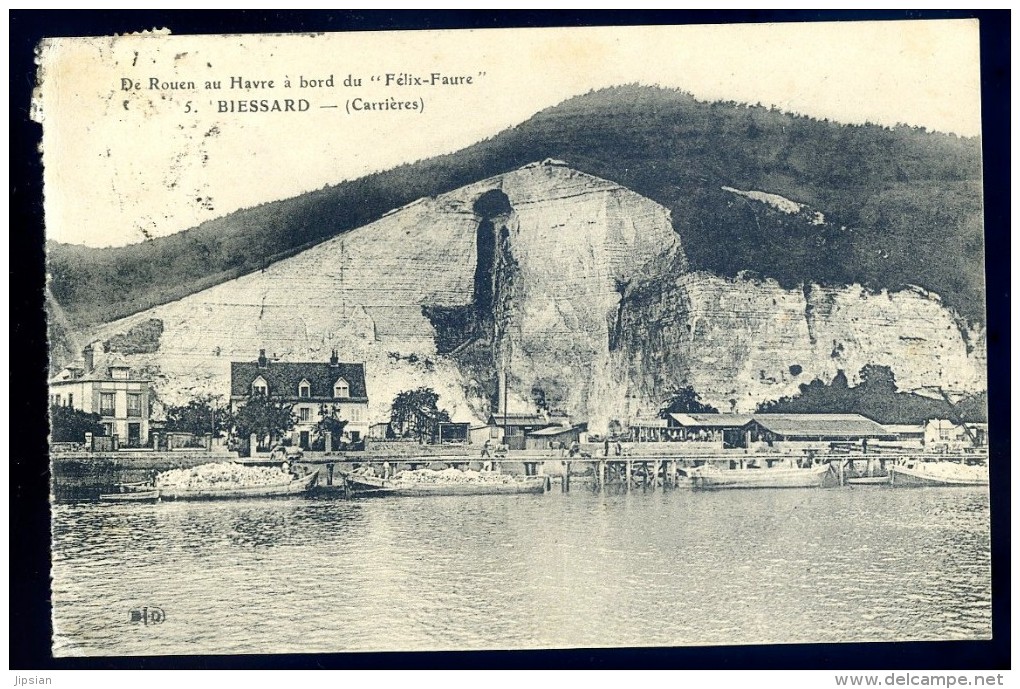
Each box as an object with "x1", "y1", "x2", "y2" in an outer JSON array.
[{"x1": 36, "y1": 20, "x2": 990, "y2": 657}]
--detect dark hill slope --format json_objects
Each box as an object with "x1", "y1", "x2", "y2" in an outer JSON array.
[{"x1": 47, "y1": 85, "x2": 984, "y2": 328}]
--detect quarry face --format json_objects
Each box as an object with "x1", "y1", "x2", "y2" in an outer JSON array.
[{"x1": 83, "y1": 161, "x2": 987, "y2": 428}]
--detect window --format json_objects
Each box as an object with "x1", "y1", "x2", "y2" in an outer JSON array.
[
  {"x1": 111, "y1": 368, "x2": 129, "y2": 380},
  {"x1": 333, "y1": 378, "x2": 349, "y2": 398},
  {"x1": 127, "y1": 394, "x2": 142, "y2": 417},
  {"x1": 67, "y1": 393, "x2": 74, "y2": 407},
  {"x1": 490, "y1": 427, "x2": 501, "y2": 439},
  {"x1": 252, "y1": 376, "x2": 268, "y2": 396},
  {"x1": 299, "y1": 407, "x2": 311, "y2": 422},
  {"x1": 348, "y1": 406, "x2": 362, "y2": 422},
  {"x1": 54, "y1": 394, "x2": 62, "y2": 406},
  {"x1": 103, "y1": 422, "x2": 114, "y2": 437},
  {"x1": 298, "y1": 380, "x2": 310, "y2": 398},
  {"x1": 100, "y1": 393, "x2": 116, "y2": 416}
]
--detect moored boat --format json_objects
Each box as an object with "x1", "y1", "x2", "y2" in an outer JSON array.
[
  {"x1": 689, "y1": 462, "x2": 831, "y2": 490},
  {"x1": 157, "y1": 471, "x2": 318, "y2": 501},
  {"x1": 889, "y1": 460, "x2": 988, "y2": 487},
  {"x1": 99, "y1": 490, "x2": 161, "y2": 502},
  {"x1": 341, "y1": 468, "x2": 547, "y2": 497},
  {"x1": 846, "y1": 475, "x2": 891, "y2": 486}
]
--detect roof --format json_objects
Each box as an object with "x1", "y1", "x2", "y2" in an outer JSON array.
[
  {"x1": 630, "y1": 417, "x2": 669, "y2": 428},
  {"x1": 49, "y1": 354, "x2": 152, "y2": 384},
  {"x1": 230, "y1": 360, "x2": 367, "y2": 399},
  {"x1": 925, "y1": 419, "x2": 988, "y2": 430},
  {"x1": 883, "y1": 424, "x2": 925, "y2": 435},
  {"x1": 486, "y1": 413, "x2": 554, "y2": 426},
  {"x1": 527, "y1": 425, "x2": 578, "y2": 437},
  {"x1": 669, "y1": 413, "x2": 754, "y2": 428},
  {"x1": 749, "y1": 414, "x2": 891, "y2": 438}
]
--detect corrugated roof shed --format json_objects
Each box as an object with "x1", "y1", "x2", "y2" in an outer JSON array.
[
  {"x1": 527, "y1": 425, "x2": 578, "y2": 437},
  {"x1": 669, "y1": 413, "x2": 754, "y2": 428},
  {"x1": 630, "y1": 417, "x2": 669, "y2": 428},
  {"x1": 750, "y1": 414, "x2": 890, "y2": 438},
  {"x1": 486, "y1": 413, "x2": 553, "y2": 426}
]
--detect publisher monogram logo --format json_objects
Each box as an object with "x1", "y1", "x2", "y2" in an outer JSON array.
[{"x1": 129, "y1": 606, "x2": 166, "y2": 625}]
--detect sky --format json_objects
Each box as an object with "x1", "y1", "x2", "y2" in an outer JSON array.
[{"x1": 35, "y1": 20, "x2": 982, "y2": 248}]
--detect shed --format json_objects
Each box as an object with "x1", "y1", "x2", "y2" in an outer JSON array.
[
  {"x1": 668, "y1": 413, "x2": 754, "y2": 447},
  {"x1": 486, "y1": 413, "x2": 560, "y2": 450},
  {"x1": 469, "y1": 424, "x2": 500, "y2": 445},
  {"x1": 628, "y1": 416, "x2": 669, "y2": 442},
  {"x1": 524, "y1": 425, "x2": 581, "y2": 451},
  {"x1": 744, "y1": 414, "x2": 893, "y2": 444},
  {"x1": 436, "y1": 422, "x2": 470, "y2": 444}
]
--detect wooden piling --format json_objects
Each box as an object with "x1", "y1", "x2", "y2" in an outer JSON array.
[
  {"x1": 642, "y1": 462, "x2": 649, "y2": 490},
  {"x1": 626, "y1": 460, "x2": 633, "y2": 492},
  {"x1": 564, "y1": 461, "x2": 571, "y2": 492},
  {"x1": 598, "y1": 460, "x2": 606, "y2": 491}
]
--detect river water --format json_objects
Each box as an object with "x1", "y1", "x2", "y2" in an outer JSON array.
[{"x1": 51, "y1": 486, "x2": 991, "y2": 656}]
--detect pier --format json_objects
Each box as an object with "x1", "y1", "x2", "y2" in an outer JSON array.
[{"x1": 297, "y1": 450, "x2": 954, "y2": 494}]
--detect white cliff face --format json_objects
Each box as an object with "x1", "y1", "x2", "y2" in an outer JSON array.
[
  {"x1": 84, "y1": 183, "x2": 483, "y2": 422},
  {"x1": 615, "y1": 273, "x2": 986, "y2": 417},
  {"x1": 492, "y1": 164, "x2": 683, "y2": 421},
  {"x1": 84, "y1": 162, "x2": 986, "y2": 428}
]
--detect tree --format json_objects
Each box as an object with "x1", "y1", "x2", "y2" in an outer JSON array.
[
  {"x1": 50, "y1": 404, "x2": 104, "y2": 443},
  {"x1": 659, "y1": 386, "x2": 718, "y2": 417},
  {"x1": 754, "y1": 365, "x2": 984, "y2": 425},
  {"x1": 390, "y1": 387, "x2": 451, "y2": 443},
  {"x1": 164, "y1": 395, "x2": 229, "y2": 437},
  {"x1": 230, "y1": 391, "x2": 296, "y2": 445},
  {"x1": 858, "y1": 364, "x2": 897, "y2": 394},
  {"x1": 316, "y1": 404, "x2": 349, "y2": 440}
]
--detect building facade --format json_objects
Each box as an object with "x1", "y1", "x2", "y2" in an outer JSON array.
[
  {"x1": 48, "y1": 345, "x2": 153, "y2": 447},
  {"x1": 229, "y1": 349, "x2": 369, "y2": 449},
  {"x1": 485, "y1": 412, "x2": 572, "y2": 450},
  {"x1": 923, "y1": 419, "x2": 988, "y2": 450}
]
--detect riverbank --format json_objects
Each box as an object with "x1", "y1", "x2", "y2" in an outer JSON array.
[{"x1": 50, "y1": 450, "x2": 239, "y2": 501}]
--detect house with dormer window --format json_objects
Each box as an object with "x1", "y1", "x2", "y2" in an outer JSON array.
[
  {"x1": 229, "y1": 349, "x2": 369, "y2": 449},
  {"x1": 48, "y1": 344, "x2": 154, "y2": 448}
]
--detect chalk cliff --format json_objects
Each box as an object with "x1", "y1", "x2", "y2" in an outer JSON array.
[{"x1": 82, "y1": 162, "x2": 986, "y2": 428}]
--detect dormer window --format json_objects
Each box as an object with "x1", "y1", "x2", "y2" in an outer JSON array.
[
  {"x1": 298, "y1": 379, "x2": 311, "y2": 398},
  {"x1": 252, "y1": 375, "x2": 268, "y2": 396},
  {"x1": 333, "y1": 377, "x2": 349, "y2": 398}
]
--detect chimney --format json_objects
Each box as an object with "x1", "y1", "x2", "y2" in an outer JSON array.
[
  {"x1": 257, "y1": 349, "x2": 268, "y2": 368},
  {"x1": 329, "y1": 349, "x2": 339, "y2": 367},
  {"x1": 83, "y1": 344, "x2": 94, "y2": 372}
]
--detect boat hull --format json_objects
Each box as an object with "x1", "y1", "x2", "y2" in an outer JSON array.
[
  {"x1": 342, "y1": 473, "x2": 547, "y2": 497},
  {"x1": 889, "y1": 464, "x2": 988, "y2": 487},
  {"x1": 157, "y1": 472, "x2": 318, "y2": 501},
  {"x1": 99, "y1": 490, "x2": 160, "y2": 502},
  {"x1": 846, "y1": 475, "x2": 891, "y2": 486},
  {"x1": 691, "y1": 464, "x2": 831, "y2": 490}
]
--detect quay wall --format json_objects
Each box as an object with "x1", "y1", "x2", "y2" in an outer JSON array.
[{"x1": 51, "y1": 450, "x2": 238, "y2": 501}]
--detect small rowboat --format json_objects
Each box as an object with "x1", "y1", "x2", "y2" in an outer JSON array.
[
  {"x1": 99, "y1": 490, "x2": 160, "y2": 502},
  {"x1": 846, "y1": 475, "x2": 890, "y2": 486}
]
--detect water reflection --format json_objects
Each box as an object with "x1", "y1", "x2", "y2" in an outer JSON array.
[{"x1": 52, "y1": 487, "x2": 991, "y2": 656}]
